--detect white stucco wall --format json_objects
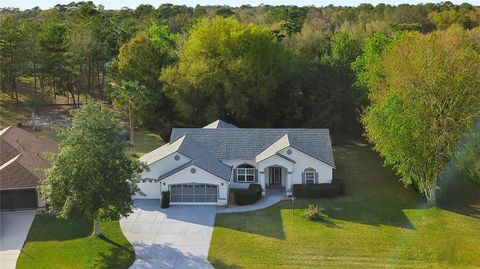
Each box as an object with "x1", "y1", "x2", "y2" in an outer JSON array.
[
  {"x1": 140, "y1": 152, "x2": 190, "y2": 179},
  {"x1": 160, "y1": 165, "x2": 229, "y2": 206},
  {"x1": 135, "y1": 152, "x2": 190, "y2": 199},
  {"x1": 278, "y1": 147, "x2": 333, "y2": 184},
  {"x1": 133, "y1": 181, "x2": 161, "y2": 199}
]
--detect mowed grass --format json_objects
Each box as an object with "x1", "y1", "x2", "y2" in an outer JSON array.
[
  {"x1": 0, "y1": 88, "x2": 31, "y2": 126},
  {"x1": 209, "y1": 135, "x2": 480, "y2": 268},
  {"x1": 134, "y1": 130, "x2": 164, "y2": 156},
  {"x1": 17, "y1": 214, "x2": 135, "y2": 269}
]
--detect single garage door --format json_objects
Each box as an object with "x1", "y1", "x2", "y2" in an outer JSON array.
[
  {"x1": 170, "y1": 184, "x2": 218, "y2": 203},
  {"x1": 0, "y1": 189, "x2": 37, "y2": 210}
]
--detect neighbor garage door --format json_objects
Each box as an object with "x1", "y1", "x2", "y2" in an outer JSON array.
[
  {"x1": 0, "y1": 189, "x2": 37, "y2": 210},
  {"x1": 170, "y1": 184, "x2": 218, "y2": 203}
]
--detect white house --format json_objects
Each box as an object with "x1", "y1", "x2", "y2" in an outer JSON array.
[{"x1": 136, "y1": 120, "x2": 335, "y2": 206}]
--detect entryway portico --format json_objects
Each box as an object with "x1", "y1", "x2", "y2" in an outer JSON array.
[{"x1": 257, "y1": 154, "x2": 294, "y2": 195}]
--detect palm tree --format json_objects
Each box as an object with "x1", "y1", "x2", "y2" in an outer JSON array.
[{"x1": 111, "y1": 80, "x2": 149, "y2": 156}]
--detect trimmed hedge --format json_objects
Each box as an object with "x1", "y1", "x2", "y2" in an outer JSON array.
[
  {"x1": 161, "y1": 191, "x2": 170, "y2": 208},
  {"x1": 234, "y1": 184, "x2": 262, "y2": 206},
  {"x1": 332, "y1": 178, "x2": 345, "y2": 195},
  {"x1": 293, "y1": 179, "x2": 345, "y2": 198}
]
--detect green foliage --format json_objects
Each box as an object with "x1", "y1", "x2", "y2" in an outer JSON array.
[
  {"x1": 161, "y1": 17, "x2": 298, "y2": 126},
  {"x1": 456, "y1": 121, "x2": 480, "y2": 182},
  {"x1": 161, "y1": 191, "x2": 170, "y2": 208},
  {"x1": 352, "y1": 33, "x2": 393, "y2": 107},
  {"x1": 0, "y1": 17, "x2": 26, "y2": 96},
  {"x1": 41, "y1": 100, "x2": 146, "y2": 229},
  {"x1": 25, "y1": 95, "x2": 42, "y2": 112},
  {"x1": 292, "y1": 183, "x2": 342, "y2": 198},
  {"x1": 112, "y1": 27, "x2": 176, "y2": 131},
  {"x1": 362, "y1": 29, "x2": 480, "y2": 202},
  {"x1": 390, "y1": 22, "x2": 423, "y2": 32},
  {"x1": 303, "y1": 204, "x2": 323, "y2": 220},
  {"x1": 234, "y1": 184, "x2": 262, "y2": 206},
  {"x1": 146, "y1": 22, "x2": 177, "y2": 50},
  {"x1": 111, "y1": 80, "x2": 149, "y2": 111},
  {"x1": 320, "y1": 31, "x2": 362, "y2": 69},
  {"x1": 215, "y1": 8, "x2": 235, "y2": 18}
]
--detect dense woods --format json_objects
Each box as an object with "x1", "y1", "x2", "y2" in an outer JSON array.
[
  {"x1": 1, "y1": 2, "x2": 479, "y2": 201},
  {"x1": 2, "y1": 2, "x2": 479, "y2": 132}
]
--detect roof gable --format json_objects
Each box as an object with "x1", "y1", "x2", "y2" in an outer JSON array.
[
  {"x1": 140, "y1": 135, "x2": 232, "y2": 181},
  {"x1": 203, "y1": 119, "x2": 238, "y2": 129}
]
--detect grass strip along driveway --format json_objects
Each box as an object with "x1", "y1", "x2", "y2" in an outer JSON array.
[
  {"x1": 17, "y1": 215, "x2": 134, "y2": 269},
  {"x1": 209, "y1": 135, "x2": 480, "y2": 268}
]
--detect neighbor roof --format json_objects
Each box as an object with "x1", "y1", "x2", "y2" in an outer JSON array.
[
  {"x1": 0, "y1": 126, "x2": 58, "y2": 189},
  {"x1": 140, "y1": 135, "x2": 232, "y2": 181},
  {"x1": 203, "y1": 119, "x2": 238, "y2": 129},
  {"x1": 171, "y1": 124, "x2": 335, "y2": 168}
]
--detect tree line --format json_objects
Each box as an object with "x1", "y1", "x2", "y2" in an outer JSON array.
[
  {"x1": 1, "y1": 2, "x2": 479, "y2": 132},
  {"x1": 1, "y1": 2, "x2": 479, "y2": 203}
]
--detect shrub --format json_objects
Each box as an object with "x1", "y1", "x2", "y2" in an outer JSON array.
[
  {"x1": 234, "y1": 184, "x2": 262, "y2": 206},
  {"x1": 161, "y1": 191, "x2": 170, "y2": 208},
  {"x1": 304, "y1": 204, "x2": 323, "y2": 220},
  {"x1": 332, "y1": 178, "x2": 345, "y2": 195},
  {"x1": 292, "y1": 182, "x2": 344, "y2": 198}
]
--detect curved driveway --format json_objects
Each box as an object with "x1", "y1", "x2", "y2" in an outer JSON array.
[{"x1": 120, "y1": 200, "x2": 215, "y2": 269}]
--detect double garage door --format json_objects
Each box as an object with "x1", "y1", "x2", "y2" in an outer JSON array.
[
  {"x1": 170, "y1": 184, "x2": 218, "y2": 203},
  {"x1": 0, "y1": 189, "x2": 37, "y2": 210}
]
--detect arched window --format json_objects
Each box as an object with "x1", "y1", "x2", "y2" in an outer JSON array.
[
  {"x1": 237, "y1": 164, "x2": 255, "y2": 182},
  {"x1": 304, "y1": 168, "x2": 316, "y2": 185}
]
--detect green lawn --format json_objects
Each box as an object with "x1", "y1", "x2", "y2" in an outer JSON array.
[
  {"x1": 209, "y1": 135, "x2": 480, "y2": 268},
  {"x1": 134, "y1": 130, "x2": 164, "y2": 156},
  {"x1": 0, "y1": 89, "x2": 31, "y2": 126},
  {"x1": 17, "y1": 215, "x2": 134, "y2": 269}
]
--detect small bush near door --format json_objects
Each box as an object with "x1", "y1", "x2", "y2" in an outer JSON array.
[
  {"x1": 234, "y1": 184, "x2": 262, "y2": 206},
  {"x1": 161, "y1": 191, "x2": 170, "y2": 208}
]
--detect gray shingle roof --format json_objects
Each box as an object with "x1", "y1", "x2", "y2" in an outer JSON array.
[
  {"x1": 176, "y1": 135, "x2": 232, "y2": 181},
  {"x1": 141, "y1": 135, "x2": 232, "y2": 181},
  {"x1": 170, "y1": 128, "x2": 335, "y2": 168}
]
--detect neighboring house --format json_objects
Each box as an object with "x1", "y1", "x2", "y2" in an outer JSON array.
[
  {"x1": 0, "y1": 126, "x2": 58, "y2": 211},
  {"x1": 137, "y1": 120, "x2": 335, "y2": 206}
]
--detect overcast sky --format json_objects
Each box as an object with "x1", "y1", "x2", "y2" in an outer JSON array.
[{"x1": 0, "y1": 0, "x2": 475, "y2": 10}]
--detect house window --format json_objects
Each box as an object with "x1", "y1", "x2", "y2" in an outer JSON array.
[
  {"x1": 305, "y1": 170, "x2": 315, "y2": 185},
  {"x1": 237, "y1": 164, "x2": 255, "y2": 182}
]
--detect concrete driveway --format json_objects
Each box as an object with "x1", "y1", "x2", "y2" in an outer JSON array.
[
  {"x1": 120, "y1": 200, "x2": 216, "y2": 269},
  {"x1": 0, "y1": 211, "x2": 36, "y2": 269}
]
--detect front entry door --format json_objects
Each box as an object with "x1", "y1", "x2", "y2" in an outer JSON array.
[{"x1": 269, "y1": 167, "x2": 282, "y2": 185}]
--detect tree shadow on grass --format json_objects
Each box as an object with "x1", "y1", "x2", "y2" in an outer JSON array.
[
  {"x1": 92, "y1": 234, "x2": 134, "y2": 269},
  {"x1": 310, "y1": 214, "x2": 338, "y2": 228},
  {"x1": 437, "y1": 169, "x2": 480, "y2": 219},
  {"x1": 26, "y1": 214, "x2": 91, "y2": 242},
  {"x1": 98, "y1": 234, "x2": 130, "y2": 250},
  {"x1": 292, "y1": 197, "x2": 416, "y2": 229},
  {"x1": 209, "y1": 258, "x2": 243, "y2": 269},
  {"x1": 215, "y1": 205, "x2": 285, "y2": 240}
]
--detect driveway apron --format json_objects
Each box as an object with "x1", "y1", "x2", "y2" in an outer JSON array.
[
  {"x1": 0, "y1": 211, "x2": 36, "y2": 269},
  {"x1": 120, "y1": 200, "x2": 216, "y2": 269}
]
